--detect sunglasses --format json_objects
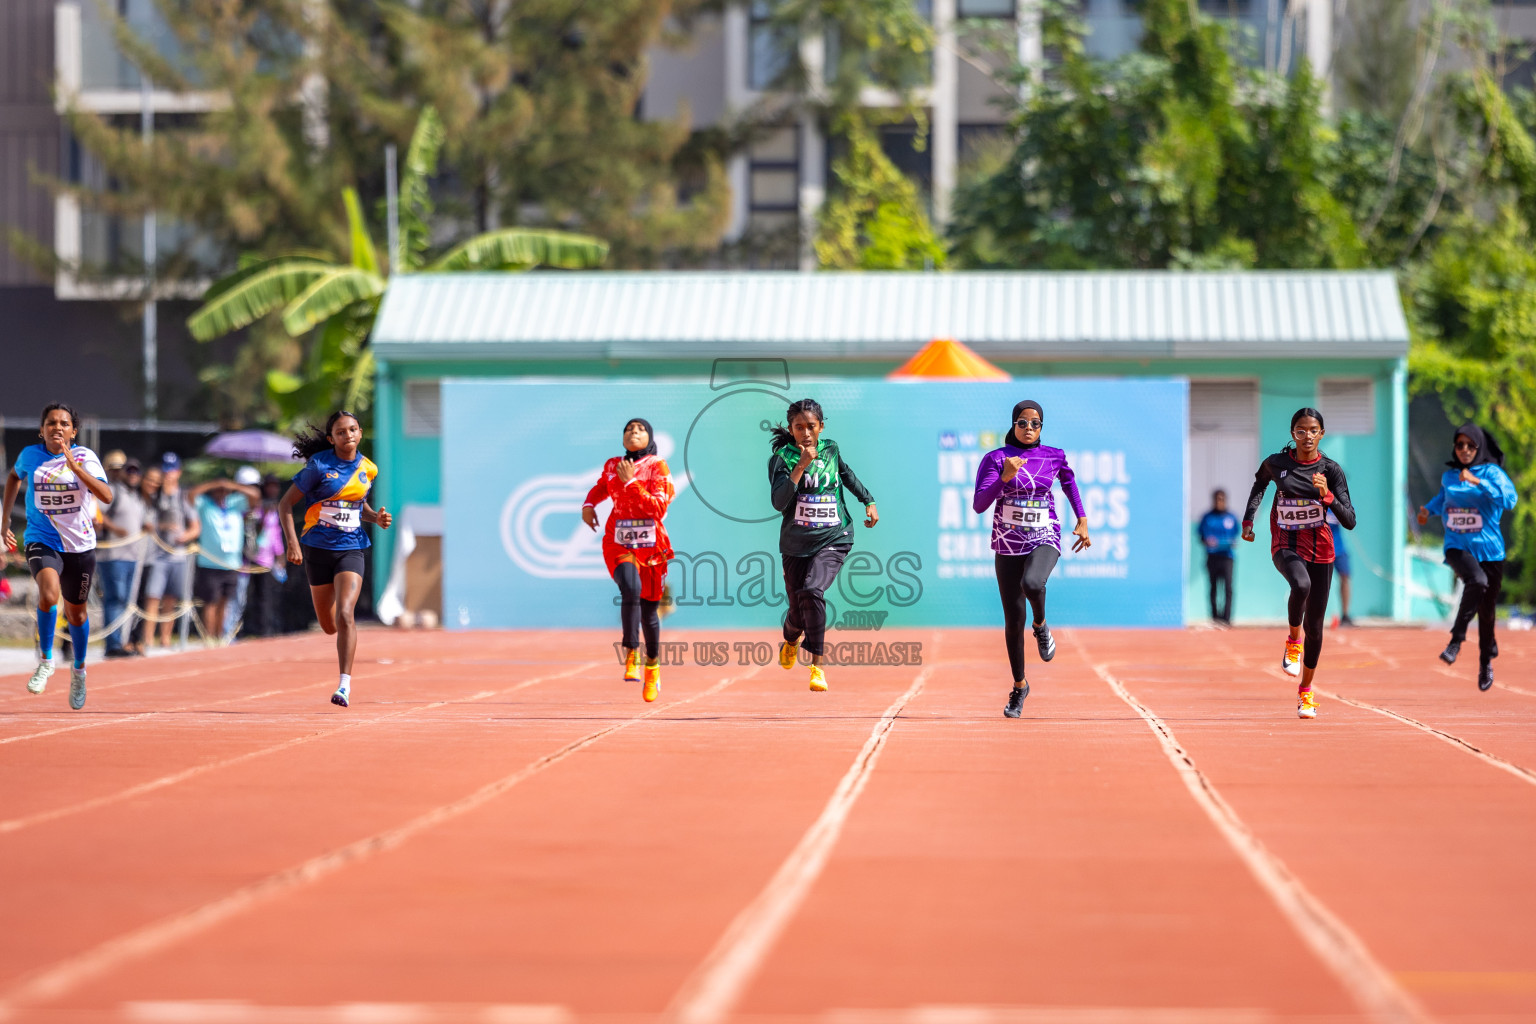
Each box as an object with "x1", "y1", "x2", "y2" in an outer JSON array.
[
  {"x1": 1454, "y1": 441, "x2": 1478, "y2": 451},
  {"x1": 1015, "y1": 418, "x2": 1042, "y2": 429}
]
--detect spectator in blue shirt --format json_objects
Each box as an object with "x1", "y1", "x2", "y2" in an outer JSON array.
[
  {"x1": 1198, "y1": 489, "x2": 1239, "y2": 624},
  {"x1": 189, "y1": 476, "x2": 260, "y2": 643}
]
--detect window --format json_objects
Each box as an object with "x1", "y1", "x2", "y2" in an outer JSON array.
[
  {"x1": 749, "y1": 1, "x2": 793, "y2": 90},
  {"x1": 749, "y1": 126, "x2": 799, "y2": 216},
  {"x1": 958, "y1": 0, "x2": 1016, "y2": 16},
  {"x1": 405, "y1": 379, "x2": 442, "y2": 437},
  {"x1": 1188, "y1": 381, "x2": 1258, "y2": 517},
  {"x1": 1317, "y1": 379, "x2": 1375, "y2": 436}
]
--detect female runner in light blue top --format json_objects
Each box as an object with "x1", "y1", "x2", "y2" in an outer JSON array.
[{"x1": 1417, "y1": 424, "x2": 1517, "y2": 691}]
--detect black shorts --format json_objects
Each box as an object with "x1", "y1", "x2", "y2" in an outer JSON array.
[
  {"x1": 26, "y1": 543, "x2": 96, "y2": 606},
  {"x1": 195, "y1": 567, "x2": 241, "y2": 604},
  {"x1": 302, "y1": 545, "x2": 366, "y2": 587}
]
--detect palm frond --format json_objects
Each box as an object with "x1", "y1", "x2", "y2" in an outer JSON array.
[
  {"x1": 280, "y1": 267, "x2": 386, "y2": 336},
  {"x1": 428, "y1": 229, "x2": 610, "y2": 272},
  {"x1": 187, "y1": 261, "x2": 336, "y2": 341},
  {"x1": 399, "y1": 106, "x2": 446, "y2": 273},
  {"x1": 209, "y1": 251, "x2": 335, "y2": 303},
  {"x1": 343, "y1": 188, "x2": 380, "y2": 274}
]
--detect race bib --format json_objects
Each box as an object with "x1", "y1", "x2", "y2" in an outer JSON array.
[
  {"x1": 319, "y1": 500, "x2": 361, "y2": 531},
  {"x1": 613, "y1": 518, "x2": 656, "y2": 548},
  {"x1": 1445, "y1": 507, "x2": 1483, "y2": 534},
  {"x1": 1275, "y1": 496, "x2": 1325, "y2": 531},
  {"x1": 994, "y1": 497, "x2": 1050, "y2": 532},
  {"x1": 794, "y1": 493, "x2": 840, "y2": 529},
  {"x1": 32, "y1": 481, "x2": 82, "y2": 516}
]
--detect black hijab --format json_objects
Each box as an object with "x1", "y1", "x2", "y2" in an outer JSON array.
[
  {"x1": 622, "y1": 418, "x2": 657, "y2": 461},
  {"x1": 1005, "y1": 400, "x2": 1044, "y2": 450},
  {"x1": 1447, "y1": 423, "x2": 1504, "y2": 469}
]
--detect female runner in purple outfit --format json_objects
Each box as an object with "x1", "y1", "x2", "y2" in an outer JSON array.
[{"x1": 972, "y1": 400, "x2": 1092, "y2": 718}]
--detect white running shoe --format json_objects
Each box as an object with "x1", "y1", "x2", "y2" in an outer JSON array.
[
  {"x1": 1281, "y1": 636, "x2": 1302, "y2": 677},
  {"x1": 27, "y1": 659, "x2": 55, "y2": 694},
  {"x1": 69, "y1": 667, "x2": 87, "y2": 710}
]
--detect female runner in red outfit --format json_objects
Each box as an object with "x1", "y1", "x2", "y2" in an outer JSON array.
[{"x1": 582, "y1": 418, "x2": 675, "y2": 701}]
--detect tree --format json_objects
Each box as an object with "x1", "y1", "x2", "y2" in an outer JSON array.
[
  {"x1": 815, "y1": 115, "x2": 945, "y2": 269},
  {"x1": 186, "y1": 108, "x2": 609, "y2": 429},
  {"x1": 948, "y1": 0, "x2": 1368, "y2": 271}
]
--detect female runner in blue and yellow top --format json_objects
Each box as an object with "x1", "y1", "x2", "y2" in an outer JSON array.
[{"x1": 278, "y1": 411, "x2": 391, "y2": 707}]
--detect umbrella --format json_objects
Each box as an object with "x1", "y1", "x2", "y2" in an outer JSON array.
[
  {"x1": 888, "y1": 338, "x2": 1010, "y2": 380},
  {"x1": 202, "y1": 430, "x2": 299, "y2": 463}
]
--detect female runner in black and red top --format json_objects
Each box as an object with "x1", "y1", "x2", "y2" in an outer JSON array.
[{"x1": 1241, "y1": 407, "x2": 1356, "y2": 719}]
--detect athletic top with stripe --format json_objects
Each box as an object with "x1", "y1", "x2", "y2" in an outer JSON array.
[
  {"x1": 972, "y1": 443, "x2": 1086, "y2": 556},
  {"x1": 11, "y1": 443, "x2": 107, "y2": 554},
  {"x1": 768, "y1": 438, "x2": 875, "y2": 558},
  {"x1": 1424, "y1": 463, "x2": 1517, "y2": 562},
  {"x1": 291, "y1": 450, "x2": 377, "y2": 551},
  {"x1": 1243, "y1": 450, "x2": 1355, "y2": 563},
  {"x1": 583, "y1": 454, "x2": 676, "y2": 569}
]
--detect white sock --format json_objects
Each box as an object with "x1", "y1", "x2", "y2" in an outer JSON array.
[{"x1": 338, "y1": 673, "x2": 351, "y2": 693}]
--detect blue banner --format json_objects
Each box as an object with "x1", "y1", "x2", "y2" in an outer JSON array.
[{"x1": 442, "y1": 376, "x2": 1187, "y2": 629}]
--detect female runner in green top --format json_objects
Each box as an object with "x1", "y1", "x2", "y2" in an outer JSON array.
[{"x1": 768, "y1": 398, "x2": 878, "y2": 692}]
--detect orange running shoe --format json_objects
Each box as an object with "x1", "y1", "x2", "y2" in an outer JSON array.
[
  {"x1": 1297, "y1": 688, "x2": 1317, "y2": 719},
  {"x1": 624, "y1": 649, "x2": 640, "y2": 683},
  {"x1": 643, "y1": 661, "x2": 660, "y2": 702},
  {"x1": 809, "y1": 664, "x2": 828, "y2": 692},
  {"x1": 1281, "y1": 636, "x2": 1302, "y2": 677}
]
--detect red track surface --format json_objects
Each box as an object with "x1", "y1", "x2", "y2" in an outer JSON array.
[{"x1": 1, "y1": 626, "x2": 1534, "y2": 1024}]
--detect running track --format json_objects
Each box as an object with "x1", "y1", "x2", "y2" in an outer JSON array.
[{"x1": 1, "y1": 627, "x2": 1534, "y2": 1024}]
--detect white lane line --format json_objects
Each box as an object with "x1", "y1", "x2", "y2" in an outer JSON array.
[
  {"x1": 0, "y1": 668, "x2": 754, "y2": 1012},
  {"x1": 1078, "y1": 650, "x2": 1429, "y2": 1024},
  {"x1": 1319, "y1": 689, "x2": 1536, "y2": 788},
  {"x1": 0, "y1": 683, "x2": 332, "y2": 747},
  {"x1": 0, "y1": 662, "x2": 601, "y2": 837},
  {"x1": 667, "y1": 667, "x2": 932, "y2": 1024},
  {"x1": 123, "y1": 1001, "x2": 572, "y2": 1023},
  {"x1": 824, "y1": 1007, "x2": 1273, "y2": 1024}
]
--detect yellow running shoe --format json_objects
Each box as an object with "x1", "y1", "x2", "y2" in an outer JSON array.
[
  {"x1": 809, "y1": 664, "x2": 827, "y2": 692},
  {"x1": 1297, "y1": 688, "x2": 1317, "y2": 719},
  {"x1": 779, "y1": 641, "x2": 799, "y2": 670},
  {"x1": 643, "y1": 661, "x2": 660, "y2": 702},
  {"x1": 624, "y1": 649, "x2": 640, "y2": 683},
  {"x1": 1281, "y1": 636, "x2": 1302, "y2": 677}
]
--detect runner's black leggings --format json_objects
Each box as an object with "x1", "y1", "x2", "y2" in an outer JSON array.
[
  {"x1": 1273, "y1": 550, "x2": 1333, "y2": 671},
  {"x1": 1445, "y1": 549, "x2": 1502, "y2": 663},
  {"x1": 613, "y1": 562, "x2": 660, "y2": 660},
  {"x1": 782, "y1": 545, "x2": 850, "y2": 657},
  {"x1": 995, "y1": 547, "x2": 1060, "y2": 684}
]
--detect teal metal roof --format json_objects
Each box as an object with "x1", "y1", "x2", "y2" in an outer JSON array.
[{"x1": 371, "y1": 271, "x2": 1409, "y2": 361}]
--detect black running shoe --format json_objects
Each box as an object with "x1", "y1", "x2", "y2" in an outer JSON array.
[
  {"x1": 1004, "y1": 683, "x2": 1028, "y2": 718},
  {"x1": 1439, "y1": 641, "x2": 1460, "y2": 665},
  {"x1": 1479, "y1": 663, "x2": 1494, "y2": 692},
  {"x1": 1033, "y1": 622, "x2": 1056, "y2": 662}
]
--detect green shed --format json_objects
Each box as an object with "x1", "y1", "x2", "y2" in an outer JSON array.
[{"x1": 369, "y1": 270, "x2": 1412, "y2": 624}]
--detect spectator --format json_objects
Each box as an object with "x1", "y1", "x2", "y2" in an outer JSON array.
[
  {"x1": 96, "y1": 453, "x2": 147, "y2": 658},
  {"x1": 237, "y1": 473, "x2": 290, "y2": 637},
  {"x1": 1198, "y1": 489, "x2": 1239, "y2": 625},
  {"x1": 144, "y1": 453, "x2": 198, "y2": 648},
  {"x1": 189, "y1": 474, "x2": 260, "y2": 644},
  {"x1": 125, "y1": 464, "x2": 163, "y2": 655},
  {"x1": 222, "y1": 466, "x2": 267, "y2": 637},
  {"x1": 1327, "y1": 508, "x2": 1354, "y2": 626}
]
